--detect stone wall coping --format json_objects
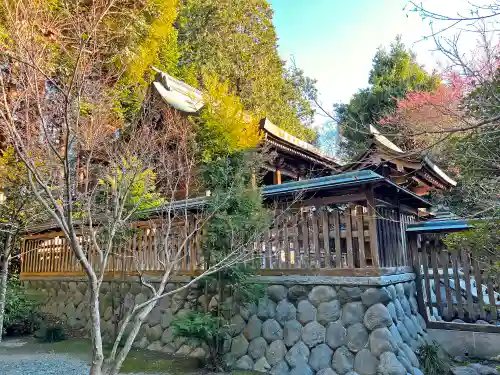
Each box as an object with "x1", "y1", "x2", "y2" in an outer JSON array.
[
  {"x1": 249, "y1": 273, "x2": 416, "y2": 286},
  {"x1": 23, "y1": 273, "x2": 415, "y2": 286}
]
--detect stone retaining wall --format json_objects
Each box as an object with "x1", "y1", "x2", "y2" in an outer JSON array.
[{"x1": 24, "y1": 276, "x2": 428, "y2": 375}]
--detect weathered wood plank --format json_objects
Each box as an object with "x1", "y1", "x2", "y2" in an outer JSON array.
[
  {"x1": 461, "y1": 249, "x2": 474, "y2": 319},
  {"x1": 451, "y1": 251, "x2": 464, "y2": 319},
  {"x1": 384, "y1": 210, "x2": 394, "y2": 267},
  {"x1": 25, "y1": 241, "x2": 32, "y2": 273},
  {"x1": 472, "y1": 257, "x2": 486, "y2": 319},
  {"x1": 301, "y1": 210, "x2": 310, "y2": 269},
  {"x1": 147, "y1": 227, "x2": 154, "y2": 271},
  {"x1": 345, "y1": 206, "x2": 354, "y2": 268},
  {"x1": 291, "y1": 212, "x2": 299, "y2": 268},
  {"x1": 322, "y1": 210, "x2": 331, "y2": 268},
  {"x1": 333, "y1": 209, "x2": 342, "y2": 268},
  {"x1": 265, "y1": 227, "x2": 271, "y2": 269},
  {"x1": 421, "y1": 241, "x2": 433, "y2": 315},
  {"x1": 312, "y1": 210, "x2": 321, "y2": 268},
  {"x1": 487, "y1": 278, "x2": 496, "y2": 320},
  {"x1": 189, "y1": 219, "x2": 196, "y2": 272},
  {"x1": 273, "y1": 212, "x2": 281, "y2": 269},
  {"x1": 283, "y1": 213, "x2": 290, "y2": 268},
  {"x1": 355, "y1": 206, "x2": 366, "y2": 268},
  {"x1": 440, "y1": 246, "x2": 453, "y2": 321},
  {"x1": 410, "y1": 234, "x2": 427, "y2": 322},
  {"x1": 152, "y1": 227, "x2": 159, "y2": 271},
  {"x1": 426, "y1": 321, "x2": 500, "y2": 334},
  {"x1": 366, "y1": 190, "x2": 380, "y2": 268},
  {"x1": 430, "y1": 238, "x2": 443, "y2": 316},
  {"x1": 284, "y1": 193, "x2": 366, "y2": 209},
  {"x1": 67, "y1": 240, "x2": 73, "y2": 272}
]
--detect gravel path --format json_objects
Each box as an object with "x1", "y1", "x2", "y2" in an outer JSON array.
[
  {"x1": 0, "y1": 339, "x2": 175, "y2": 375},
  {"x1": 0, "y1": 339, "x2": 236, "y2": 375},
  {"x1": 0, "y1": 353, "x2": 90, "y2": 375}
]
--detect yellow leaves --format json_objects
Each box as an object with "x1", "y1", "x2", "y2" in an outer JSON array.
[
  {"x1": 78, "y1": 101, "x2": 94, "y2": 117},
  {"x1": 198, "y1": 75, "x2": 262, "y2": 162},
  {"x1": 0, "y1": 24, "x2": 11, "y2": 50},
  {"x1": 0, "y1": 146, "x2": 26, "y2": 186},
  {"x1": 102, "y1": 157, "x2": 165, "y2": 211},
  {"x1": 125, "y1": 0, "x2": 179, "y2": 86}
]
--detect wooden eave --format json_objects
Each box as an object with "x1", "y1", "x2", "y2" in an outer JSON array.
[
  {"x1": 342, "y1": 127, "x2": 456, "y2": 193},
  {"x1": 260, "y1": 118, "x2": 341, "y2": 173}
]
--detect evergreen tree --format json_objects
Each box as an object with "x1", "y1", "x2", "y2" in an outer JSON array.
[
  {"x1": 176, "y1": 0, "x2": 317, "y2": 141},
  {"x1": 335, "y1": 37, "x2": 439, "y2": 158}
]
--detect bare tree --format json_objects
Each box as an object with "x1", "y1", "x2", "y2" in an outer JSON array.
[{"x1": 0, "y1": 1, "x2": 273, "y2": 374}]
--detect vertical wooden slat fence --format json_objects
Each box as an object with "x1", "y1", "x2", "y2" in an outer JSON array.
[
  {"x1": 412, "y1": 233, "x2": 499, "y2": 324},
  {"x1": 20, "y1": 200, "x2": 414, "y2": 277}
]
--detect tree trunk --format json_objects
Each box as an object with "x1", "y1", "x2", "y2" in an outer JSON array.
[
  {"x1": 0, "y1": 234, "x2": 12, "y2": 343},
  {"x1": 89, "y1": 281, "x2": 104, "y2": 375},
  {"x1": 105, "y1": 300, "x2": 157, "y2": 375}
]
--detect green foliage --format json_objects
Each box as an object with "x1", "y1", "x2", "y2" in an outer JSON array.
[
  {"x1": 444, "y1": 220, "x2": 500, "y2": 283},
  {"x1": 3, "y1": 279, "x2": 40, "y2": 336},
  {"x1": 78, "y1": 101, "x2": 94, "y2": 117},
  {"x1": 100, "y1": 157, "x2": 165, "y2": 212},
  {"x1": 437, "y1": 70, "x2": 500, "y2": 267},
  {"x1": 111, "y1": 0, "x2": 180, "y2": 121},
  {"x1": 194, "y1": 76, "x2": 262, "y2": 162},
  {"x1": 0, "y1": 146, "x2": 38, "y2": 227},
  {"x1": 202, "y1": 151, "x2": 270, "y2": 263},
  {"x1": 38, "y1": 323, "x2": 66, "y2": 343},
  {"x1": 203, "y1": 264, "x2": 265, "y2": 305},
  {"x1": 171, "y1": 311, "x2": 222, "y2": 343},
  {"x1": 418, "y1": 342, "x2": 451, "y2": 375},
  {"x1": 336, "y1": 37, "x2": 439, "y2": 158},
  {"x1": 176, "y1": 0, "x2": 317, "y2": 141},
  {"x1": 368, "y1": 38, "x2": 439, "y2": 91}
]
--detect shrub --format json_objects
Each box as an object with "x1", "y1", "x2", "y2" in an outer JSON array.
[
  {"x1": 172, "y1": 312, "x2": 221, "y2": 344},
  {"x1": 3, "y1": 279, "x2": 40, "y2": 336},
  {"x1": 418, "y1": 342, "x2": 451, "y2": 375},
  {"x1": 38, "y1": 323, "x2": 66, "y2": 343},
  {"x1": 171, "y1": 311, "x2": 224, "y2": 369}
]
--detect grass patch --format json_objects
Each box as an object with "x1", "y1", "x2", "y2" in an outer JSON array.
[
  {"x1": 40, "y1": 339, "x2": 200, "y2": 374},
  {"x1": 1, "y1": 338, "x2": 262, "y2": 374},
  {"x1": 45, "y1": 339, "x2": 92, "y2": 356},
  {"x1": 120, "y1": 349, "x2": 200, "y2": 374},
  {"x1": 418, "y1": 342, "x2": 452, "y2": 375}
]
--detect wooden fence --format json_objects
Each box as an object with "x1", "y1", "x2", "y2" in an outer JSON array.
[
  {"x1": 411, "y1": 233, "x2": 499, "y2": 324},
  {"x1": 21, "y1": 218, "x2": 202, "y2": 276},
  {"x1": 20, "y1": 202, "x2": 410, "y2": 278},
  {"x1": 377, "y1": 207, "x2": 416, "y2": 268}
]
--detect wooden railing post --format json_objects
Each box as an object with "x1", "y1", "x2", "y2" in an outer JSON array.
[
  {"x1": 366, "y1": 188, "x2": 380, "y2": 268},
  {"x1": 409, "y1": 232, "x2": 428, "y2": 323}
]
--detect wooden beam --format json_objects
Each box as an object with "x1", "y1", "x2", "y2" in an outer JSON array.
[
  {"x1": 426, "y1": 321, "x2": 500, "y2": 334},
  {"x1": 355, "y1": 206, "x2": 366, "y2": 268},
  {"x1": 273, "y1": 169, "x2": 282, "y2": 185},
  {"x1": 366, "y1": 188, "x2": 380, "y2": 268},
  {"x1": 283, "y1": 193, "x2": 366, "y2": 210}
]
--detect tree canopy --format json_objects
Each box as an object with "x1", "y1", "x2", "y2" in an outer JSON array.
[
  {"x1": 176, "y1": 0, "x2": 317, "y2": 141},
  {"x1": 335, "y1": 37, "x2": 439, "y2": 158}
]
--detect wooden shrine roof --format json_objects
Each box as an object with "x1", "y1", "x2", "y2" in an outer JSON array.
[
  {"x1": 342, "y1": 125, "x2": 457, "y2": 195},
  {"x1": 151, "y1": 68, "x2": 455, "y2": 195}
]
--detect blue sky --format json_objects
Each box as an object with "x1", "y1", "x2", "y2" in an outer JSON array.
[{"x1": 269, "y1": 0, "x2": 477, "y2": 127}]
